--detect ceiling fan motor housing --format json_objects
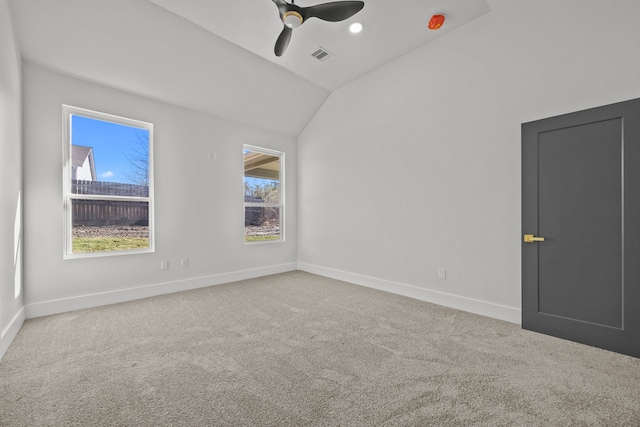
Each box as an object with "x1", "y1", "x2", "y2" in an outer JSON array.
[{"x1": 283, "y1": 10, "x2": 303, "y2": 28}]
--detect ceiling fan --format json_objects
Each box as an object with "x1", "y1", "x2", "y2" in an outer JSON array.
[{"x1": 272, "y1": 0, "x2": 365, "y2": 57}]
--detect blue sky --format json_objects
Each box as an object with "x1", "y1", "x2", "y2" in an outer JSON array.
[{"x1": 71, "y1": 115, "x2": 148, "y2": 185}]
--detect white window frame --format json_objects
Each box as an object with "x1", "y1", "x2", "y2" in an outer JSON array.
[
  {"x1": 62, "y1": 105, "x2": 154, "y2": 259},
  {"x1": 243, "y1": 144, "x2": 285, "y2": 244}
]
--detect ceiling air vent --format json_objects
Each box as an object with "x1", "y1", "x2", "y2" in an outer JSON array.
[{"x1": 311, "y1": 47, "x2": 334, "y2": 62}]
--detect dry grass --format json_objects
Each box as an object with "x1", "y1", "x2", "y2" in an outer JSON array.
[{"x1": 72, "y1": 237, "x2": 149, "y2": 253}]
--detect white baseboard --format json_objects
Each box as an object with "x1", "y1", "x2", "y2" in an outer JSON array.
[
  {"x1": 297, "y1": 262, "x2": 521, "y2": 324},
  {"x1": 26, "y1": 263, "x2": 297, "y2": 319},
  {"x1": 0, "y1": 306, "x2": 26, "y2": 361}
]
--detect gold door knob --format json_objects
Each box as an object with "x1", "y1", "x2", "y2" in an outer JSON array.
[{"x1": 524, "y1": 234, "x2": 545, "y2": 243}]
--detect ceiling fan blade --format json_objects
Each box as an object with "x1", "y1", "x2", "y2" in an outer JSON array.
[
  {"x1": 272, "y1": 0, "x2": 289, "y2": 18},
  {"x1": 303, "y1": 1, "x2": 364, "y2": 22},
  {"x1": 275, "y1": 26, "x2": 293, "y2": 57}
]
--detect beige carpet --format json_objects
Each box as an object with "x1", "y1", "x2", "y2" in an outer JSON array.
[{"x1": 1, "y1": 271, "x2": 639, "y2": 426}]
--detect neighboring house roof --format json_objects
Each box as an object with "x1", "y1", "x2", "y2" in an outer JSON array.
[{"x1": 71, "y1": 145, "x2": 97, "y2": 181}]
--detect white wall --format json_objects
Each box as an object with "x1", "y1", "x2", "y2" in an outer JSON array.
[
  {"x1": 75, "y1": 157, "x2": 94, "y2": 181},
  {"x1": 22, "y1": 63, "x2": 297, "y2": 317},
  {"x1": 297, "y1": 7, "x2": 640, "y2": 323},
  {"x1": 0, "y1": 0, "x2": 24, "y2": 359}
]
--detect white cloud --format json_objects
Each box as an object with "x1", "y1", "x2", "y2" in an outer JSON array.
[{"x1": 100, "y1": 171, "x2": 114, "y2": 178}]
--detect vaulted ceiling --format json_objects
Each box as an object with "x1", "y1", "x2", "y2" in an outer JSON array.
[
  {"x1": 10, "y1": 0, "x2": 638, "y2": 136},
  {"x1": 147, "y1": 0, "x2": 490, "y2": 91}
]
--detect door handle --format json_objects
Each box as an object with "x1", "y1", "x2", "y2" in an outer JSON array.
[{"x1": 524, "y1": 234, "x2": 545, "y2": 243}]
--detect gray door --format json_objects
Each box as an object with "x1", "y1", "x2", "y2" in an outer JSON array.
[{"x1": 522, "y1": 98, "x2": 640, "y2": 358}]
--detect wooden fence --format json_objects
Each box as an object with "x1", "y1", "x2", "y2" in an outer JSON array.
[
  {"x1": 244, "y1": 196, "x2": 280, "y2": 226},
  {"x1": 72, "y1": 180, "x2": 149, "y2": 226},
  {"x1": 72, "y1": 180, "x2": 149, "y2": 197}
]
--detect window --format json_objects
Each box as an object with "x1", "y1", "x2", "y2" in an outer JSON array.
[
  {"x1": 244, "y1": 145, "x2": 284, "y2": 243},
  {"x1": 63, "y1": 105, "x2": 154, "y2": 258}
]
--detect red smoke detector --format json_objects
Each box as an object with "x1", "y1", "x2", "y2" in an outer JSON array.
[{"x1": 428, "y1": 14, "x2": 445, "y2": 30}]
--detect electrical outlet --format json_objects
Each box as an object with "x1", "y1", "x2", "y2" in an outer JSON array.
[
  {"x1": 160, "y1": 260, "x2": 168, "y2": 270},
  {"x1": 438, "y1": 268, "x2": 447, "y2": 280},
  {"x1": 181, "y1": 258, "x2": 189, "y2": 267}
]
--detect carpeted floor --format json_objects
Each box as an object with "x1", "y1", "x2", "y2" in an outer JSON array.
[{"x1": 1, "y1": 271, "x2": 639, "y2": 426}]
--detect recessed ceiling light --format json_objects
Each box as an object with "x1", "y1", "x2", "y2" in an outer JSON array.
[{"x1": 349, "y1": 22, "x2": 363, "y2": 34}]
